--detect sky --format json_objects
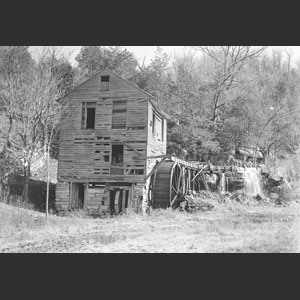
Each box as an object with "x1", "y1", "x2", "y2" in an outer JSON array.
[{"x1": 29, "y1": 46, "x2": 300, "y2": 67}]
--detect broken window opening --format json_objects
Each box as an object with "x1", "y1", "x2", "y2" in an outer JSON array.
[
  {"x1": 127, "y1": 169, "x2": 144, "y2": 175},
  {"x1": 71, "y1": 183, "x2": 85, "y2": 209},
  {"x1": 111, "y1": 144, "x2": 124, "y2": 166},
  {"x1": 101, "y1": 75, "x2": 109, "y2": 90},
  {"x1": 86, "y1": 108, "x2": 95, "y2": 129},
  {"x1": 152, "y1": 110, "x2": 163, "y2": 141},
  {"x1": 162, "y1": 119, "x2": 164, "y2": 142},
  {"x1": 152, "y1": 112, "x2": 155, "y2": 134},
  {"x1": 81, "y1": 102, "x2": 96, "y2": 129}
]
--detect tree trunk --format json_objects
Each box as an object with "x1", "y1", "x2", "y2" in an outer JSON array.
[
  {"x1": 22, "y1": 163, "x2": 30, "y2": 204},
  {"x1": 6, "y1": 116, "x2": 13, "y2": 148},
  {"x1": 46, "y1": 145, "x2": 50, "y2": 219}
]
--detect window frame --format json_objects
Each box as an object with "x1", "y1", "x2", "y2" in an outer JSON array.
[
  {"x1": 81, "y1": 102, "x2": 96, "y2": 129},
  {"x1": 152, "y1": 110, "x2": 164, "y2": 142},
  {"x1": 111, "y1": 144, "x2": 124, "y2": 166},
  {"x1": 100, "y1": 75, "x2": 110, "y2": 91}
]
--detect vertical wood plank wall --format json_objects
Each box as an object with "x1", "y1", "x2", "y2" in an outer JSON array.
[
  {"x1": 56, "y1": 70, "x2": 167, "y2": 215},
  {"x1": 146, "y1": 101, "x2": 167, "y2": 175}
]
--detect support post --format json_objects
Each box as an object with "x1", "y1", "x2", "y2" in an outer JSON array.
[{"x1": 69, "y1": 182, "x2": 73, "y2": 210}]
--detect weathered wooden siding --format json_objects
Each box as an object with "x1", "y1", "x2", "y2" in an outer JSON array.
[
  {"x1": 56, "y1": 70, "x2": 168, "y2": 214},
  {"x1": 57, "y1": 71, "x2": 149, "y2": 183},
  {"x1": 146, "y1": 102, "x2": 167, "y2": 175}
]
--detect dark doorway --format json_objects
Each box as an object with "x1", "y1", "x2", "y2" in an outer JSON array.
[
  {"x1": 71, "y1": 183, "x2": 85, "y2": 209},
  {"x1": 78, "y1": 183, "x2": 85, "y2": 209}
]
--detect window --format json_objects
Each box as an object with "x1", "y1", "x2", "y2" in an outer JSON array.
[
  {"x1": 81, "y1": 102, "x2": 96, "y2": 129},
  {"x1": 156, "y1": 116, "x2": 162, "y2": 141},
  {"x1": 101, "y1": 75, "x2": 109, "y2": 90},
  {"x1": 128, "y1": 169, "x2": 144, "y2": 175},
  {"x1": 152, "y1": 111, "x2": 163, "y2": 141},
  {"x1": 162, "y1": 119, "x2": 164, "y2": 142},
  {"x1": 112, "y1": 100, "x2": 127, "y2": 129},
  {"x1": 111, "y1": 144, "x2": 123, "y2": 165},
  {"x1": 152, "y1": 112, "x2": 155, "y2": 134}
]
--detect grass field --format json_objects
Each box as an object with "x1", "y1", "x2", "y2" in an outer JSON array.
[{"x1": 0, "y1": 199, "x2": 300, "y2": 253}]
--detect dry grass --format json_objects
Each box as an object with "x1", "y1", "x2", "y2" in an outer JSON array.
[{"x1": 1, "y1": 200, "x2": 300, "y2": 253}]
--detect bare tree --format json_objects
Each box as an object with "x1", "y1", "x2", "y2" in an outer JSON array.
[
  {"x1": 194, "y1": 46, "x2": 267, "y2": 124},
  {"x1": 0, "y1": 56, "x2": 66, "y2": 207},
  {"x1": 284, "y1": 47, "x2": 294, "y2": 74}
]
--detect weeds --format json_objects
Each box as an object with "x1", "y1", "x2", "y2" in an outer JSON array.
[{"x1": 0, "y1": 200, "x2": 299, "y2": 253}]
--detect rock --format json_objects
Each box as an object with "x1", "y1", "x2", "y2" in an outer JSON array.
[{"x1": 255, "y1": 194, "x2": 262, "y2": 201}]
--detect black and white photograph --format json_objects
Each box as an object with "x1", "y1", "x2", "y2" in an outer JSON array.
[{"x1": 1, "y1": 45, "x2": 300, "y2": 253}]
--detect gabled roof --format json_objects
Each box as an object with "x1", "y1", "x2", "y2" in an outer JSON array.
[
  {"x1": 98, "y1": 70, "x2": 169, "y2": 119},
  {"x1": 100, "y1": 69, "x2": 153, "y2": 98},
  {"x1": 62, "y1": 69, "x2": 169, "y2": 120}
]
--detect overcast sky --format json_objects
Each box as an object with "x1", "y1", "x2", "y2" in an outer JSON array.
[{"x1": 29, "y1": 46, "x2": 300, "y2": 67}]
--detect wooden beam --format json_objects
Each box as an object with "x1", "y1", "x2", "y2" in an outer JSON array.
[
  {"x1": 170, "y1": 185, "x2": 183, "y2": 207},
  {"x1": 201, "y1": 173, "x2": 211, "y2": 194},
  {"x1": 144, "y1": 157, "x2": 167, "y2": 181},
  {"x1": 84, "y1": 183, "x2": 88, "y2": 210},
  {"x1": 110, "y1": 165, "x2": 124, "y2": 169},
  {"x1": 64, "y1": 177, "x2": 145, "y2": 183},
  {"x1": 185, "y1": 195, "x2": 201, "y2": 209},
  {"x1": 191, "y1": 165, "x2": 208, "y2": 182},
  {"x1": 146, "y1": 155, "x2": 171, "y2": 159},
  {"x1": 69, "y1": 182, "x2": 72, "y2": 210},
  {"x1": 124, "y1": 142, "x2": 142, "y2": 156},
  {"x1": 128, "y1": 185, "x2": 132, "y2": 209},
  {"x1": 170, "y1": 194, "x2": 178, "y2": 207},
  {"x1": 132, "y1": 154, "x2": 170, "y2": 160}
]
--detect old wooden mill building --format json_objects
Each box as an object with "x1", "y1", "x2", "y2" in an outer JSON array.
[{"x1": 55, "y1": 70, "x2": 205, "y2": 215}]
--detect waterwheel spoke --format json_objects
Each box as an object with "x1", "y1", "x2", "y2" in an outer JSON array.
[
  {"x1": 172, "y1": 184, "x2": 177, "y2": 194},
  {"x1": 174, "y1": 167, "x2": 179, "y2": 188},
  {"x1": 176, "y1": 167, "x2": 182, "y2": 192},
  {"x1": 177, "y1": 173, "x2": 182, "y2": 192}
]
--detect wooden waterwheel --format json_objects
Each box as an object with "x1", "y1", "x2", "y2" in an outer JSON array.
[{"x1": 149, "y1": 161, "x2": 190, "y2": 208}]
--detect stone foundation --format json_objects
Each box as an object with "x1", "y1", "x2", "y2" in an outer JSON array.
[{"x1": 55, "y1": 180, "x2": 149, "y2": 216}]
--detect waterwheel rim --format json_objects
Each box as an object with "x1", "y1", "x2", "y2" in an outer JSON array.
[
  {"x1": 170, "y1": 163, "x2": 186, "y2": 206},
  {"x1": 151, "y1": 160, "x2": 199, "y2": 208},
  {"x1": 148, "y1": 172, "x2": 156, "y2": 207}
]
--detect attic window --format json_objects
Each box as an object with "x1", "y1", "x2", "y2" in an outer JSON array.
[{"x1": 101, "y1": 76, "x2": 109, "y2": 90}]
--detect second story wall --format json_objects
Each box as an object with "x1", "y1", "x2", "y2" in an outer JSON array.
[
  {"x1": 146, "y1": 101, "x2": 167, "y2": 175},
  {"x1": 58, "y1": 71, "x2": 150, "y2": 182}
]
